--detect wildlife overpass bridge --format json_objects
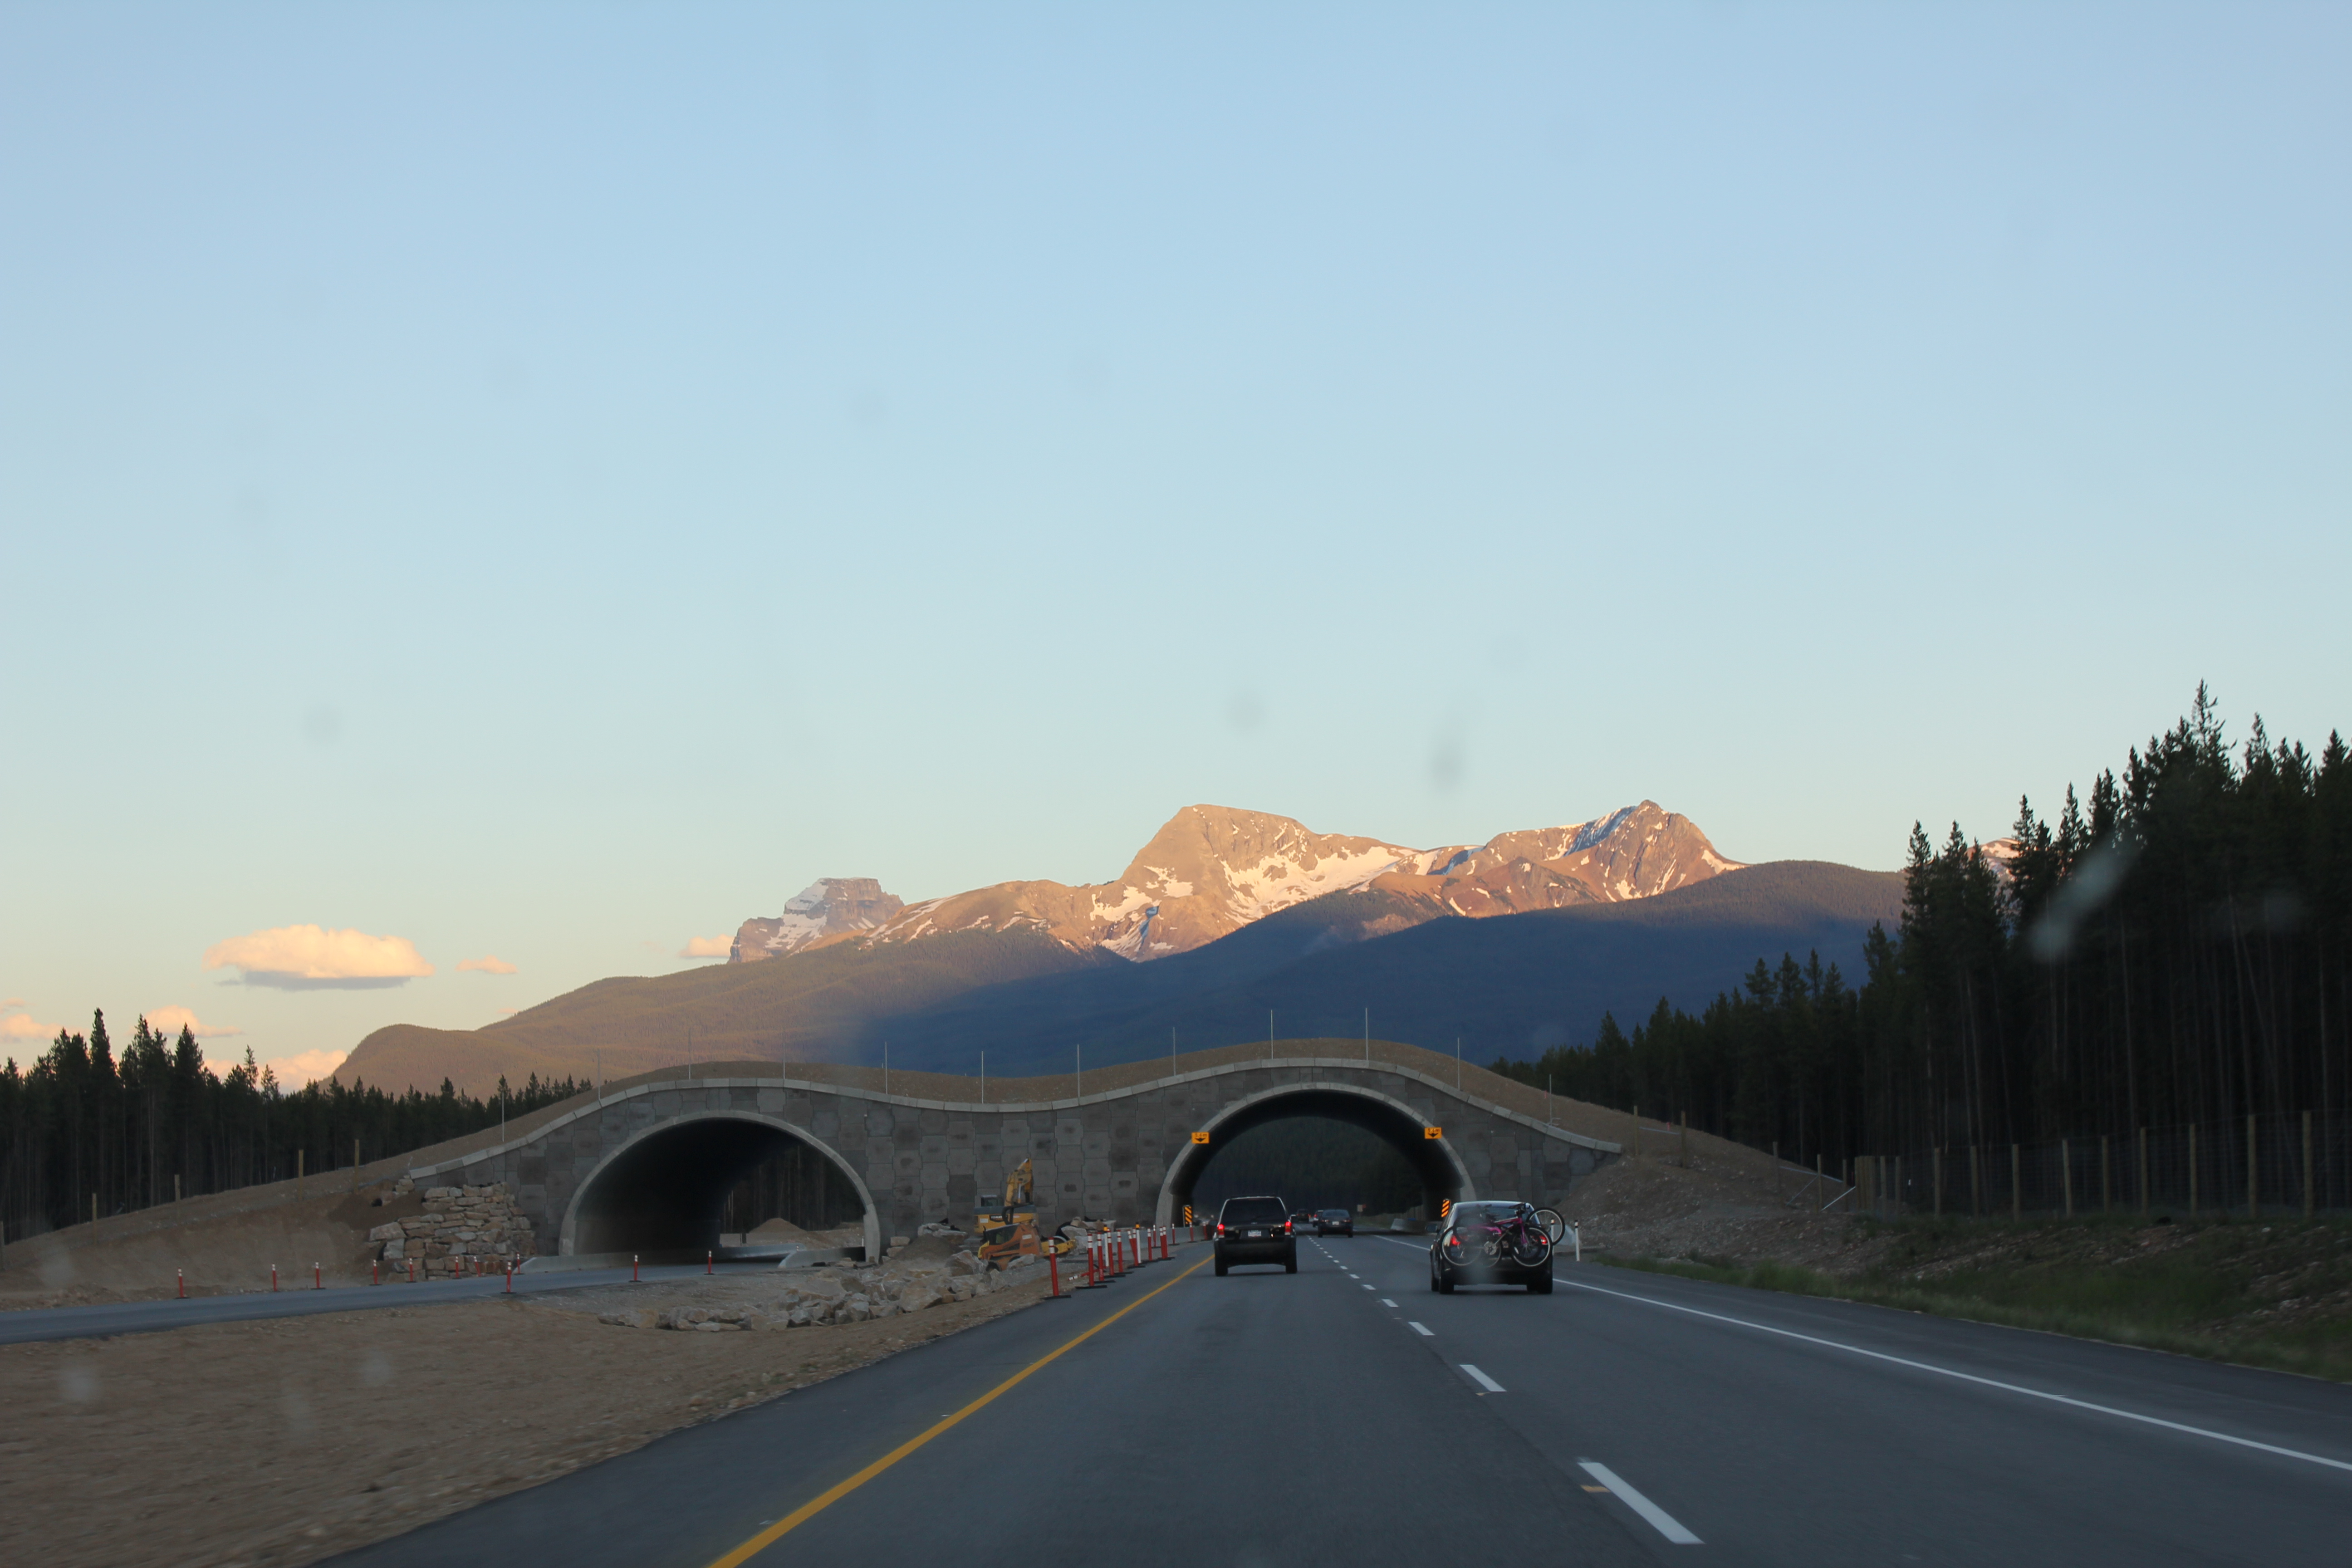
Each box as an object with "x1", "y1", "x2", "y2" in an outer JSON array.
[{"x1": 399, "y1": 1041, "x2": 1624, "y2": 1263}]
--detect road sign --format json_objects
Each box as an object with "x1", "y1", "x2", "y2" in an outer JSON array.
[
  {"x1": 1423, "y1": 1126, "x2": 1443, "y2": 1139},
  {"x1": 1191, "y1": 1131, "x2": 1211, "y2": 1144}
]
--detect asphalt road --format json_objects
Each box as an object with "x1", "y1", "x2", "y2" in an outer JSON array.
[
  {"x1": 306, "y1": 1228, "x2": 2352, "y2": 1567},
  {"x1": 0, "y1": 1263, "x2": 759, "y2": 1346}
]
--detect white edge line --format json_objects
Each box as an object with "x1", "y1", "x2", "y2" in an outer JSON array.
[
  {"x1": 1578, "y1": 1460, "x2": 1701, "y2": 1544},
  {"x1": 1408, "y1": 1321, "x2": 1433, "y2": 1336},
  {"x1": 1460, "y1": 1362, "x2": 1505, "y2": 1392},
  {"x1": 1561, "y1": 1277, "x2": 2352, "y2": 1476}
]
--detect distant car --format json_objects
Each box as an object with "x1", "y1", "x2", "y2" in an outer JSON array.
[
  {"x1": 1428, "y1": 1200, "x2": 1553, "y2": 1294},
  {"x1": 1316, "y1": 1208, "x2": 1353, "y2": 1237},
  {"x1": 1214, "y1": 1196, "x2": 1298, "y2": 1275},
  {"x1": 1290, "y1": 1210, "x2": 1318, "y2": 1231}
]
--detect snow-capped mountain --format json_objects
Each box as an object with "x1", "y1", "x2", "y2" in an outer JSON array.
[
  {"x1": 731, "y1": 802, "x2": 1743, "y2": 965},
  {"x1": 730, "y1": 878, "x2": 906, "y2": 963}
]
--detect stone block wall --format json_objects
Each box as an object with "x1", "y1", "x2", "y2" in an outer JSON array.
[{"x1": 367, "y1": 1181, "x2": 536, "y2": 1276}]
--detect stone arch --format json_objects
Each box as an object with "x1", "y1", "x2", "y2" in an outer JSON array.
[
  {"x1": 1153, "y1": 1080, "x2": 1476, "y2": 1226},
  {"x1": 557, "y1": 1111, "x2": 883, "y2": 1263}
]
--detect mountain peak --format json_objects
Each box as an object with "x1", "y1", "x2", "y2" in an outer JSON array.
[{"x1": 730, "y1": 877, "x2": 905, "y2": 963}]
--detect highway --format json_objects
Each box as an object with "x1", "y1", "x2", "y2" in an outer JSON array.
[{"x1": 307, "y1": 1227, "x2": 2352, "y2": 1566}]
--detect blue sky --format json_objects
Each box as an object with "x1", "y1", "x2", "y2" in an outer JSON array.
[{"x1": 4, "y1": 3, "x2": 2345, "y2": 1083}]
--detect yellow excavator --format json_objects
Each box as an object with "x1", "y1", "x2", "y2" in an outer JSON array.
[{"x1": 976, "y1": 1158, "x2": 1065, "y2": 1264}]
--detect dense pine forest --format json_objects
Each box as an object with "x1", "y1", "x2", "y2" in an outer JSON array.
[
  {"x1": 1494, "y1": 691, "x2": 2351, "y2": 1176},
  {"x1": 0, "y1": 1013, "x2": 580, "y2": 1240}
]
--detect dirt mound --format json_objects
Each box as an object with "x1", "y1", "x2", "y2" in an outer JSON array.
[
  {"x1": 742, "y1": 1218, "x2": 863, "y2": 1249},
  {"x1": 1562, "y1": 1153, "x2": 1881, "y2": 1274},
  {"x1": 1, "y1": 1185, "x2": 400, "y2": 1310},
  {"x1": 885, "y1": 1235, "x2": 968, "y2": 1267}
]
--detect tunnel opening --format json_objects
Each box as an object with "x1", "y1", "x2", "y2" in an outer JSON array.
[
  {"x1": 1188, "y1": 1119, "x2": 1422, "y2": 1215},
  {"x1": 1162, "y1": 1087, "x2": 1466, "y2": 1227},
  {"x1": 567, "y1": 1115, "x2": 874, "y2": 1262}
]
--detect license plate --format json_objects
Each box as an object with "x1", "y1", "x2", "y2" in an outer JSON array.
[{"x1": 1245, "y1": 1229, "x2": 1264, "y2": 1237}]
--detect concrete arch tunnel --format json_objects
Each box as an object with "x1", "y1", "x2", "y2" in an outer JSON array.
[
  {"x1": 404, "y1": 1050, "x2": 1622, "y2": 1267},
  {"x1": 559, "y1": 1112, "x2": 883, "y2": 1263},
  {"x1": 1157, "y1": 1082, "x2": 1475, "y2": 1225}
]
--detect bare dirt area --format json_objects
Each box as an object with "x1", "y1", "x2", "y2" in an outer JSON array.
[
  {"x1": 2, "y1": 1186, "x2": 398, "y2": 1311},
  {"x1": 0, "y1": 1272, "x2": 1054, "y2": 1568},
  {"x1": 1559, "y1": 1153, "x2": 1890, "y2": 1275}
]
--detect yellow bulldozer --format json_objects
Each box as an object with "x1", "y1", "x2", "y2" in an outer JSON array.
[{"x1": 975, "y1": 1159, "x2": 1068, "y2": 1263}]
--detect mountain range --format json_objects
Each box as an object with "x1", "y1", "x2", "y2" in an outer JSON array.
[
  {"x1": 335, "y1": 804, "x2": 1899, "y2": 1094},
  {"x1": 732, "y1": 801, "x2": 1743, "y2": 964}
]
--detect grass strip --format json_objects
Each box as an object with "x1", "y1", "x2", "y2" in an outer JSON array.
[{"x1": 1598, "y1": 1214, "x2": 2352, "y2": 1382}]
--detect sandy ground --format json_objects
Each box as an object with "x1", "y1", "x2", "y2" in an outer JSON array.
[
  {"x1": 2, "y1": 1186, "x2": 400, "y2": 1311},
  {"x1": 0, "y1": 1272, "x2": 1054, "y2": 1568}
]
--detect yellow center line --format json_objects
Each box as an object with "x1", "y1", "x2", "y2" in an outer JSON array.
[{"x1": 703, "y1": 1257, "x2": 1208, "y2": 1568}]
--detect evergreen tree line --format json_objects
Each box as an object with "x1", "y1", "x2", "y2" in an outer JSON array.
[
  {"x1": 0, "y1": 1010, "x2": 582, "y2": 1240},
  {"x1": 1494, "y1": 691, "x2": 2352, "y2": 1169}
]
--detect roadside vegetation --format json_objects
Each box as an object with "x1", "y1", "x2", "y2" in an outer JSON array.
[{"x1": 1605, "y1": 1213, "x2": 2352, "y2": 1382}]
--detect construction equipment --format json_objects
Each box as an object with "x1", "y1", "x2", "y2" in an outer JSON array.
[
  {"x1": 976, "y1": 1212, "x2": 1044, "y2": 1267},
  {"x1": 1003, "y1": 1158, "x2": 1035, "y2": 1210}
]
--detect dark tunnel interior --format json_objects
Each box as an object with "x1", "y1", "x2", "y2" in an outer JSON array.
[
  {"x1": 571, "y1": 1117, "x2": 869, "y2": 1259},
  {"x1": 1167, "y1": 1088, "x2": 1463, "y2": 1222}
]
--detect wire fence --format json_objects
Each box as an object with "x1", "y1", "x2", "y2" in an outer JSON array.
[{"x1": 1842, "y1": 1110, "x2": 2352, "y2": 1221}]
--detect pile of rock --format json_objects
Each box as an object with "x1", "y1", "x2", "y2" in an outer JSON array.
[
  {"x1": 368, "y1": 1183, "x2": 536, "y2": 1276},
  {"x1": 598, "y1": 1249, "x2": 1046, "y2": 1332}
]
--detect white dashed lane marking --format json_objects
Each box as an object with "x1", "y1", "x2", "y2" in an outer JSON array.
[
  {"x1": 1381, "y1": 1298, "x2": 1397, "y2": 1307},
  {"x1": 1578, "y1": 1461, "x2": 1701, "y2": 1544},
  {"x1": 1460, "y1": 1364, "x2": 1505, "y2": 1393},
  {"x1": 1408, "y1": 1322, "x2": 1433, "y2": 1337}
]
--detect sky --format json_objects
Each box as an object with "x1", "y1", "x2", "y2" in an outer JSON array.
[{"x1": 4, "y1": 3, "x2": 2346, "y2": 1087}]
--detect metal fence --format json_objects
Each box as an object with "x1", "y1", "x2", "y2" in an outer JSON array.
[{"x1": 1844, "y1": 1109, "x2": 2352, "y2": 1221}]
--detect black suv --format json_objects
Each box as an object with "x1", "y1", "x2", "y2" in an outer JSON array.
[
  {"x1": 1317, "y1": 1208, "x2": 1354, "y2": 1237},
  {"x1": 1213, "y1": 1196, "x2": 1297, "y2": 1275}
]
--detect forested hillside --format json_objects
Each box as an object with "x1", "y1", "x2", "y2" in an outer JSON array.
[
  {"x1": 0, "y1": 1013, "x2": 579, "y2": 1239},
  {"x1": 1493, "y1": 690, "x2": 2350, "y2": 1169}
]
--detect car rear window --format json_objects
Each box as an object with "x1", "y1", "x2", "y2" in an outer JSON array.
[
  {"x1": 1220, "y1": 1197, "x2": 1288, "y2": 1225},
  {"x1": 1319, "y1": 1209, "x2": 1347, "y2": 1219}
]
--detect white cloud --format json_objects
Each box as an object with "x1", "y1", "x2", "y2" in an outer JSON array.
[
  {"x1": 2, "y1": 1008, "x2": 63, "y2": 1043},
  {"x1": 678, "y1": 936, "x2": 731, "y2": 959},
  {"x1": 457, "y1": 955, "x2": 519, "y2": 975},
  {"x1": 203, "y1": 925, "x2": 433, "y2": 990},
  {"x1": 264, "y1": 1048, "x2": 348, "y2": 1088},
  {"x1": 144, "y1": 1005, "x2": 241, "y2": 1039}
]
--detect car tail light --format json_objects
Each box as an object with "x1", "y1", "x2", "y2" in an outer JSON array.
[
  {"x1": 1215, "y1": 1222, "x2": 1225, "y2": 1236},
  {"x1": 1284, "y1": 1220, "x2": 1293, "y2": 1234}
]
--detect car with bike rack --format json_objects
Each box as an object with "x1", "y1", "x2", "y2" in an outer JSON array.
[{"x1": 1427, "y1": 1200, "x2": 1565, "y2": 1293}]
